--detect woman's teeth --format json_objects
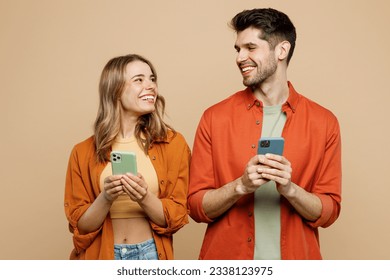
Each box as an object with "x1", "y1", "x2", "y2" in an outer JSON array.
[{"x1": 141, "y1": 96, "x2": 155, "y2": 101}]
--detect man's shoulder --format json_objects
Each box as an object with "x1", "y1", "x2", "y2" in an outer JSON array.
[
  {"x1": 289, "y1": 83, "x2": 333, "y2": 115},
  {"x1": 300, "y1": 94, "x2": 337, "y2": 116},
  {"x1": 295, "y1": 93, "x2": 339, "y2": 128},
  {"x1": 204, "y1": 89, "x2": 247, "y2": 114}
]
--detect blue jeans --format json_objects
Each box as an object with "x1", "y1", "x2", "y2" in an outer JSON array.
[{"x1": 114, "y1": 239, "x2": 158, "y2": 260}]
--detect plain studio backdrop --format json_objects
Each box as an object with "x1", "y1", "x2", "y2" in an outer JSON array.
[{"x1": 1, "y1": 0, "x2": 389, "y2": 260}]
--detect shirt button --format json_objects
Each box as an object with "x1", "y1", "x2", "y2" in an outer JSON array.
[
  {"x1": 152, "y1": 156, "x2": 156, "y2": 160},
  {"x1": 256, "y1": 120, "x2": 260, "y2": 125},
  {"x1": 121, "y1": 248, "x2": 127, "y2": 253},
  {"x1": 247, "y1": 237, "x2": 252, "y2": 242},
  {"x1": 251, "y1": 144, "x2": 256, "y2": 149},
  {"x1": 255, "y1": 101, "x2": 260, "y2": 107},
  {"x1": 160, "y1": 180, "x2": 165, "y2": 185},
  {"x1": 248, "y1": 212, "x2": 253, "y2": 217}
]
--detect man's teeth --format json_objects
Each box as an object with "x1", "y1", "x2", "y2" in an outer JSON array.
[{"x1": 242, "y1": 66, "x2": 255, "y2": 72}]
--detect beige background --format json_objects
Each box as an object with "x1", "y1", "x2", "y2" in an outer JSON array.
[{"x1": 1, "y1": 0, "x2": 389, "y2": 260}]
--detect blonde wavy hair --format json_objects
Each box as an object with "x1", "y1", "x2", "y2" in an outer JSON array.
[{"x1": 93, "y1": 54, "x2": 173, "y2": 163}]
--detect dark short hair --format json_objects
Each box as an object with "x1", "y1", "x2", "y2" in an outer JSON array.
[{"x1": 230, "y1": 8, "x2": 296, "y2": 64}]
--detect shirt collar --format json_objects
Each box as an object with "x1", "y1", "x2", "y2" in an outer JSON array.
[
  {"x1": 242, "y1": 81, "x2": 300, "y2": 113},
  {"x1": 150, "y1": 129, "x2": 175, "y2": 146},
  {"x1": 284, "y1": 81, "x2": 299, "y2": 113},
  {"x1": 242, "y1": 87, "x2": 262, "y2": 110}
]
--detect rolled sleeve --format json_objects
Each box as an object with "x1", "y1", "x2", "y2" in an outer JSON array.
[{"x1": 149, "y1": 132, "x2": 191, "y2": 235}]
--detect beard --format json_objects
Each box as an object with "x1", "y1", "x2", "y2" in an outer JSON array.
[{"x1": 242, "y1": 57, "x2": 277, "y2": 88}]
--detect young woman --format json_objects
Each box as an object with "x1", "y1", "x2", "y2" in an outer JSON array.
[{"x1": 64, "y1": 54, "x2": 191, "y2": 260}]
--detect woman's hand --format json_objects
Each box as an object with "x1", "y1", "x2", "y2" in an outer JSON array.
[
  {"x1": 121, "y1": 173, "x2": 149, "y2": 202},
  {"x1": 121, "y1": 172, "x2": 167, "y2": 227},
  {"x1": 77, "y1": 174, "x2": 124, "y2": 234},
  {"x1": 103, "y1": 175, "x2": 125, "y2": 202}
]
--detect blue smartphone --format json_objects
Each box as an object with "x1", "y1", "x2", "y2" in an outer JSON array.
[
  {"x1": 110, "y1": 151, "x2": 137, "y2": 175},
  {"x1": 257, "y1": 137, "x2": 285, "y2": 155}
]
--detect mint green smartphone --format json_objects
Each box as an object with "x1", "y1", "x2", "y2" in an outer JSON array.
[
  {"x1": 110, "y1": 151, "x2": 137, "y2": 175},
  {"x1": 257, "y1": 137, "x2": 285, "y2": 155}
]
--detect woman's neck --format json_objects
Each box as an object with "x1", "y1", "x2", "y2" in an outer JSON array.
[{"x1": 120, "y1": 116, "x2": 137, "y2": 139}]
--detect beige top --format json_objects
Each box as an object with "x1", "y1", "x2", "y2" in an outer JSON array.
[{"x1": 100, "y1": 136, "x2": 159, "y2": 218}]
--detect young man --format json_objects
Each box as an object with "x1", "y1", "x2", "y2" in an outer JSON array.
[{"x1": 188, "y1": 8, "x2": 342, "y2": 260}]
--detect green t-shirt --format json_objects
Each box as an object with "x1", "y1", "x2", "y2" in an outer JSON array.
[{"x1": 254, "y1": 104, "x2": 286, "y2": 260}]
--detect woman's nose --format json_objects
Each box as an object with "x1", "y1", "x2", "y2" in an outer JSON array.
[{"x1": 145, "y1": 79, "x2": 156, "y2": 90}]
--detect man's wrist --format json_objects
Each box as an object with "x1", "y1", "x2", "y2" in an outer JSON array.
[
  {"x1": 280, "y1": 182, "x2": 297, "y2": 198},
  {"x1": 234, "y1": 177, "x2": 248, "y2": 196}
]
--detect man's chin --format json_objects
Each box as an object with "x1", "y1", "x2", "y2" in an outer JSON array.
[
  {"x1": 243, "y1": 79, "x2": 259, "y2": 88},
  {"x1": 243, "y1": 78, "x2": 251, "y2": 87}
]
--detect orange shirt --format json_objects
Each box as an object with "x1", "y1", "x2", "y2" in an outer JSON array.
[
  {"x1": 188, "y1": 82, "x2": 342, "y2": 259},
  {"x1": 64, "y1": 130, "x2": 191, "y2": 259}
]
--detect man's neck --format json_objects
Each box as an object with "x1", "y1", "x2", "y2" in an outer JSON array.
[{"x1": 252, "y1": 80, "x2": 289, "y2": 106}]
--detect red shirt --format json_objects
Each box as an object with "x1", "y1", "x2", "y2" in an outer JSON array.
[{"x1": 188, "y1": 82, "x2": 342, "y2": 259}]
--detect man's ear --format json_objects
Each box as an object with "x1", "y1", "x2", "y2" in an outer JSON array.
[{"x1": 276, "y1": 41, "x2": 291, "y2": 62}]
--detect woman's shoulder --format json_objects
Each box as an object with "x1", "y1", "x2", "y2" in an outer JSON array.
[
  {"x1": 70, "y1": 135, "x2": 96, "y2": 157},
  {"x1": 73, "y1": 135, "x2": 95, "y2": 149},
  {"x1": 153, "y1": 129, "x2": 189, "y2": 152},
  {"x1": 166, "y1": 129, "x2": 188, "y2": 145}
]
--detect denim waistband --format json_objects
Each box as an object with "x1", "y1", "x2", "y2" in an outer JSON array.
[
  {"x1": 114, "y1": 238, "x2": 155, "y2": 249},
  {"x1": 114, "y1": 238, "x2": 158, "y2": 260}
]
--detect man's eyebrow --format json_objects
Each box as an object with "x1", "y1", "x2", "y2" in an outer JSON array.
[
  {"x1": 234, "y1": 42, "x2": 258, "y2": 49},
  {"x1": 244, "y1": 42, "x2": 258, "y2": 47}
]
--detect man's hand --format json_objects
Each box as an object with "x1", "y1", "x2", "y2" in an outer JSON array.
[
  {"x1": 237, "y1": 154, "x2": 272, "y2": 194},
  {"x1": 255, "y1": 153, "x2": 293, "y2": 195}
]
